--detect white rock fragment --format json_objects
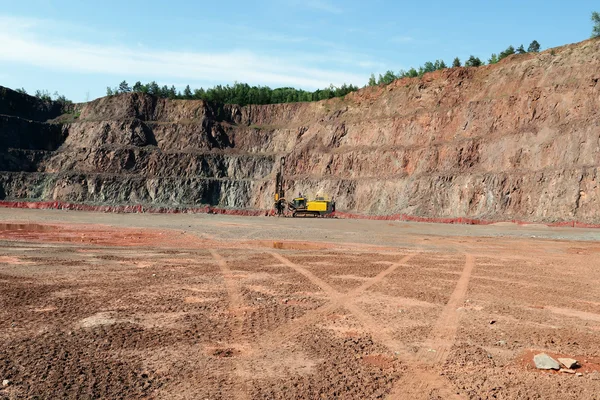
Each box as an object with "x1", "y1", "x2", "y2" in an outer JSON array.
[
  {"x1": 560, "y1": 368, "x2": 575, "y2": 374},
  {"x1": 558, "y1": 357, "x2": 578, "y2": 369}
]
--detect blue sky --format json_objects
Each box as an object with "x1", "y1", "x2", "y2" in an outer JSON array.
[{"x1": 0, "y1": 0, "x2": 597, "y2": 102}]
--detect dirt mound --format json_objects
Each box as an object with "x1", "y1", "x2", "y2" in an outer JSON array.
[{"x1": 2, "y1": 39, "x2": 600, "y2": 223}]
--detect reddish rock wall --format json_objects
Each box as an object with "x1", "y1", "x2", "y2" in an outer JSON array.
[{"x1": 1, "y1": 39, "x2": 600, "y2": 224}]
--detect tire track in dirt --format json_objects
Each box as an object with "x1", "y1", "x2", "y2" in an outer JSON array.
[
  {"x1": 386, "y1": 253, "x2": 475, "y2": 400},
  {"x1": 270, "y1": 250, "x2": 464, "y2": 399},
  {"x1": 417, "y1": 253, "x2": 475, "y2": 364},
  {"x1": 261, "y1": 252, "x2": 417, "y2": 348},
  {"x1": 210, "y1": 249, "x2": 250, "y2": 400},
  {"x1": 343, "y1": 302, "x2": 414, "y2": 357},
  {"x1": 211, "y1": 249, "x2": 244, "y2": 311},
  {"x1": 270, "y1": 252, "x2": 342, "y2": 298}
]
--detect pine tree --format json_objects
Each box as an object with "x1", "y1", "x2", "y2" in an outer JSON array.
[
  {"x1": 193, "y1": 88, "x2": 206, "y2": 100},
  {"x1": 499, "y1": 45, "x2": 516, "y2": 60},
  {"x1": 592, "y1": 11, "x2": 600, "y2": 38},
  {"x1": 383, "y1": 70, "x2": 398, "y2": 84},
  {"x1": 516, "y1": 44, "x2": 526, "y2": 54},
  {"x1": 407, "y1": 68, "x2": 419, "y2": 77},
  {"x1": 452, "y1": 57, "x2": 461, "y2": 68},
  {"x1": 132, "y1": 81, "x2": 143, "y2": 92},
  {"x1": 527, "y1": 40, "x2": 541, "y2": 53},
  {"x1": 158, "y1": 85, "x2": 166, "y2": 98},
  {"x1": 423, "y1": 61, "x2": 436, "y2": 73},
  {"x1": 368, "y1": 73, "x2": 377, "y2": 86},
  {"x1": 488, "y1": 53, "x2": 499, "y2": 64},
  {"x1": 168, "y1": 85, "x2": 177, "y2": 99},
  {"x1": 465, "y1": 55, "x2": 483, "y2": 67},
  {"x1": 118, "y1": 80, "x2": 131, "y2": 93},
  {"x1": 148, "y1": 81, "x2": 160, "y2": 96},
  {"x1": 183, "y1": 85, "x2": 192, "y2": 99}
]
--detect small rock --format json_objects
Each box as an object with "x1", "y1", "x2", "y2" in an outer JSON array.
[
  {"x1": 558, "y1": 357, "x2": 579, "y2": 369},
  {"x1": 576, "y1": 372, "x2": 583, "y2": 377},
  {"x1": 152, "y1": 274, "x2": 156, "y2": 277},
  {"x1": 533, "y1": 353, "x2": 561, "y2": 370},
  {"x1": 560, "y1": 368, "x2": 575, "y2": 374},
  {"x1": 497, "y1": 340, "x2": 507, "y2": 346},
  {"x1": 2, "y1": 379, "x2": 10, "y2": 387},
  {"x1": 489, "y1": 320, "x2": 496, "y2": 325}
]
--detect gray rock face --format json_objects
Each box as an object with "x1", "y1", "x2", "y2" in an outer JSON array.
[{"x1": 534, "y1": 353, "x2": 560, "y2": 370}]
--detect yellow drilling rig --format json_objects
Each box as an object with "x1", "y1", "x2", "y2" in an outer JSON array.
[{"x1": 273, "y1": 157, "x2": 335, "y2": 218}]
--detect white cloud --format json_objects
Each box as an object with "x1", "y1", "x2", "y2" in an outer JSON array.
[{"x1": 0, "y1": 15, "x2": 367, "y2": 89}]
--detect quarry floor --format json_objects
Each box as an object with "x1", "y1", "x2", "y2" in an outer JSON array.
[{"x1": 1, "y1": 209, "x2": 600, "y2": 399}]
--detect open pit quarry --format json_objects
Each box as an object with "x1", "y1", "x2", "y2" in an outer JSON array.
[
  {"x1": 2, "y1": 39, "x2": 600, "y2": 224},
  {"x1": 2, "y1": 37, "x2": 600, "y2": 400}
]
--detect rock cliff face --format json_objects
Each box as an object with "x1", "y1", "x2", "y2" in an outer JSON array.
[{"x1": 1, "y1": 39, "x2": 600, "y2": 223}]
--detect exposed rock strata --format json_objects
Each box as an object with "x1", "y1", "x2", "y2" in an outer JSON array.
[{"x1": 1, "y1": 39, "x2": 599, "y2": 223}]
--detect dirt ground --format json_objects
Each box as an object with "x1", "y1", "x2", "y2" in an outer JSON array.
[{"x1": 0, "y1": 209, "x2": 599, "y2": 399}]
